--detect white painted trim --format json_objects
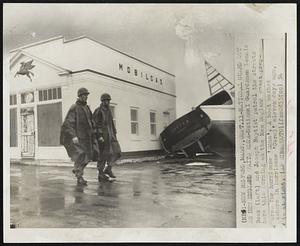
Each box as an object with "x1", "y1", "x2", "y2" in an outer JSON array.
[{"x1": 36, "y1": 99, "x2": 63, "y2": 106}]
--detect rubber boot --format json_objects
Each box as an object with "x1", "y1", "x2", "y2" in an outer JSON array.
[
  {"x1": 104, "y1": 165, "x2": 116, "y2": 179},
  {"x1": 77, "y1": 176, "x2": 87, "y2": 185},
  {"x1": 98, "y1": 162, "x2": 111, "y2": 182}
]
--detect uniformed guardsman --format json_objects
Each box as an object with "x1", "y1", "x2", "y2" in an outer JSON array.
[
  {"x1": 93, "y1": 93, "x2": 121, "y2": 182},
  {"x1": 60, "y1": 87, "x2": 98, "y2": 185}
]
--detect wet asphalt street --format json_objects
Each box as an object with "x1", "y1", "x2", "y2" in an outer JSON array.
[{"x1": 10, "y1": 160, "x2": 235, "y2": 228}]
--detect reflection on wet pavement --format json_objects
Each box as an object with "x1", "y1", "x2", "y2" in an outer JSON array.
[{"x1": 10, "y1": 160, "x2": 235, "y2": 228}]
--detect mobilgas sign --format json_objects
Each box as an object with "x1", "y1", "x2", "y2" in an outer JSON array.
[{"x1": 119, "y1": 63, "x2": 163, "y2": 85}]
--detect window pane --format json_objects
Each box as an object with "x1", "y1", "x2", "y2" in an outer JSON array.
[
  {"x1": 57, "y1": 87, "x2": 62, "y2": 99},
  {"x1": 9, "y1": 95, "x2": 12, "y2": 105},
  {"x1": 130, "y1": 109, "x2": 137, "y2": 121},
  {"x1": 37, "y1": 102, "x2": 62, "y2": 146},
  {"x1": 48, "y1": 89, "x2": 52, "y2": 100},
  {"x1": 151, "y1": 124, "x2": 156, "y2": 135},
  {"x1": 43, "y1": 90, "x2": 47, "y2": 101},
  {"x1": 131, "y1": 122, "x2": 138, "y2": 134},
  {"x1": 150, "y1": 112, "x2": 156, "y2": 123},
  {"x1": 10, "y1": 108, "x2": 18, "y2": 147},
  {"x1": 21, "y1": 94, "x2": 25, "y2": 104},
  {"x1": 31, "y1": 92, "x2": 34, "y2": 102},
  {"x1": 52, "y1": 88, "x2": 57, "y2": 99},
  {"x1": 110, "y1": 106, "x2": 115, "y2": 119},
  {"x1": 39, "y1": 90, "x2": 43, "y2": 101}
]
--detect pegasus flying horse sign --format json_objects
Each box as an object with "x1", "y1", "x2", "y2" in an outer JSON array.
[{"x1": 14, "y1": 60, "x2": 35, "y2": 81}]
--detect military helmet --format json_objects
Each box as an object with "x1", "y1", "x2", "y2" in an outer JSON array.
[
  {"x1": 77, "y1": 87, "x2": 90, "y2": 97},
  {"x1": 101, "y1": 93, "x2": 111, "y2": 101}
]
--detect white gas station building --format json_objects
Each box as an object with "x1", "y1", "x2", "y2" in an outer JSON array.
[{"x1": 9, "y1": 36, "x2": 176, "y2": 161}]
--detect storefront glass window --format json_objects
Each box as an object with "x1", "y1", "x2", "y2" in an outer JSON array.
[
  {"x1": 37, "y1": 102, "x2": 62, "y2": 146},
  {"x1": 38, "y1": 87, "x2": 62, "y2": 101},
  {"x1": 10, "y1": 108, "x2": 18, "y2": 147}
]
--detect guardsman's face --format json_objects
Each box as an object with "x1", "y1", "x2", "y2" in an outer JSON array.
[
  {"x1": 80, "y1": 94, "x2": 88, "y2": 103},
  {"x1": 102, "y1": 99, "x2": 110, "y2": 107}
]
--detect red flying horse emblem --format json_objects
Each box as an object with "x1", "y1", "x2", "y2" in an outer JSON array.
[{"x1": 14, "y1": 60, "x2": 35, "y2": 81}]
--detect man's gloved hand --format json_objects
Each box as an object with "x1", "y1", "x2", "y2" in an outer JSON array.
[
  {"x1": 72, "y1": 137, "x2": 79, "y2": 144},
  {"x1": 98, "y1": 137, "x2": 104, "y2": 143}
]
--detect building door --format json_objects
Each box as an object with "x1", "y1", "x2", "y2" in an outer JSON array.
[{"x1": 20, "y1": 107, "x2": 35, "y2": 157}]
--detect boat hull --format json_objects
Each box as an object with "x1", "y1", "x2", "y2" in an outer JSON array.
[
  {"x1": 160, "y1": 107, "x2": 211, "y2": 153},
  {"x1": 160, "y1": 90, "x2": 235, "y2": 158}
]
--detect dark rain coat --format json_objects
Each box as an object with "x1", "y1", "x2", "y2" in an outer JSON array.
[
  {"x1": 93, "y1": 104, "x2": 121, "y2": 161},
  {"x1": 60, "y1": 100, "x2": 99, "y2": 163}
]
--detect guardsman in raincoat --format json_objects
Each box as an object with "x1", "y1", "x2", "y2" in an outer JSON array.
[
  {"x1": 60, "y1": 87, "x2": 98, "y2": 185},
  {"x1": 93, "y1": 93, "x2": 121, "y2": 182}
]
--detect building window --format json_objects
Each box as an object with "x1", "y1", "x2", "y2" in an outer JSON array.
[
  {"x1": 21, "y1": 92, "x2": 34, "y2": 104},
  {"x1": 130, "y1": 108, "x2": 139, "y2": 135},
  {"x1": 150, "y1": 111, "x2": 157, "y2": 136},
  {"x1": 10, "y1": 108, "x2": 18, "y2": 147},
  {"x1": 38, "y1": 87, "x2": 62, "y2": 101},
  {"x1": 10, "y1": 95, "x2": 17, "y2": 105},
  {"x1": 110, "y1": 105, "x2": 116, "y2": 126},
  {"x1": 37, "y1": 102, "x2": 62, "y2": 146}
]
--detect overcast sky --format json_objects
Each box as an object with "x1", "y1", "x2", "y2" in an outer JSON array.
[{"x1": 3, "y1": 3, "x2": 296, "y2": 115}]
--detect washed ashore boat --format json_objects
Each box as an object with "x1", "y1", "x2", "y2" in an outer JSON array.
[
  {"x1": 160, "y1": 90, "x2": 234, "y2": 158},
  {"x1": 159, "y1": 60, "x2": 235, "y2": 158}
]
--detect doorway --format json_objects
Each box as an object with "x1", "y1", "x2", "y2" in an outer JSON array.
[{"x1": 20, "y1": 107, "x2": 35, "y2": 157}]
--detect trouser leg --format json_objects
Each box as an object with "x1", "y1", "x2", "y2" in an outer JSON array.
[
  {"x1": 73, "y1": 153, "x2": 89, "y2": 184},
  {"x1": 108, "y1": 154, "x2": 119, "y2": 166},
  {"x1": 97, "y1": 159, "x2": 106, "y2": 173}
]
